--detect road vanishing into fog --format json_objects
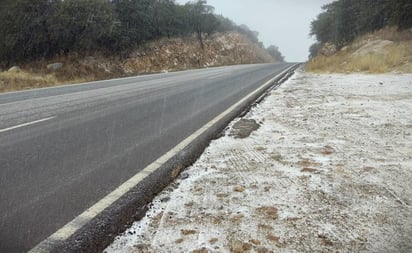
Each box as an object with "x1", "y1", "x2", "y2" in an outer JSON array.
[{"x1": 0, "y1": 63, "x2": 293, "y2": 252}]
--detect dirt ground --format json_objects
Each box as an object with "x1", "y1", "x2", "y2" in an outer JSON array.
[{"x1": 106, "y1": 70, "x2": 412, "y2": 253}]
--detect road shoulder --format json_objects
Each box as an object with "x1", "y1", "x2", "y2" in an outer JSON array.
[{"x1": 107, "y1": 70, "x2": 412, "y2": 252}]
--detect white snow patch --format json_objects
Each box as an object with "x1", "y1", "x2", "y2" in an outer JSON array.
[{"x1": 106, "y1": 70, "x2": 412, "y2": 253}]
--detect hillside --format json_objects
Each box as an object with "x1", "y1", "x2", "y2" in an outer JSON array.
[
  {"x1": 306, "y1": 0, "x2": 411, "y2": 73},
  {"x1": 0, "y1": 32, "x2": 275, "y2": 93},
  {"x1": 306, "y1": 27, "x2": 412, "y2": 73},
  {"x1": 0, "y1": 0, "x2": 286, "y2": 93}
]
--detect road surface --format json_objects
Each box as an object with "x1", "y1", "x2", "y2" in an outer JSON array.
[{"x1": 0, "y1": 63, "x2": 292, "y2": 252}]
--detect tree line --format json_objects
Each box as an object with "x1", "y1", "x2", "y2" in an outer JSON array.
[
  {"x1": 0, "y1": 0, "x2": 279, "y2": 67},
  {"x1": 309, "y1": 0, "x2": 412, "y2": 57}
]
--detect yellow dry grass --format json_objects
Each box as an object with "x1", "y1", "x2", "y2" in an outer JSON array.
[
  {"x1": 306, "y1": 27, "x2": 412, "y2": 73},
  {"x1": 0, "y1": 69, "x2": 93, "y2": 93},
  {"x1": 0, "y1": 70, "x2": 58, "y2": 93}
]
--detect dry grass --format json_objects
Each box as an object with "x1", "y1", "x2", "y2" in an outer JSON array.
[
  {"x1": 0, "y1": 53, "x2": 126, "y2": 93},
  {"x1": 306, "y1": 27, "x2": 412, "y2": 73},
  {"x1": 0, "y1": 71, "x2": 59, "y2": 93},
  {"x1": 0, "y1": 69, "x2": 97, "y2": 93}
]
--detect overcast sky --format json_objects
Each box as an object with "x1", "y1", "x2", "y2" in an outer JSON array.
[{"x1": 176, "y1": 0, "x2": 334, "y2": 62}]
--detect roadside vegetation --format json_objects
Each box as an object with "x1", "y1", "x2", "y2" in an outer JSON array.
[
  {"x1": 306, "y1": 0, "x2": 412, "y2": 73},
  {"x1": 0, "y1": 0, "x2": 285, "y2": 92}
]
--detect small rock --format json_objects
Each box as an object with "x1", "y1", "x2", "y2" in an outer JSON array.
[
  {"x1": 47, "y1": 62, "x2": 63, "y2": 71},
  {"x1": 233, "y1": 185, "x2": 245, "y2": 192},
  {"x1": 193, "y1": 187, "x2": 203, "y2": 192},
  {"x1": 185, "y1": 201, "x2": 194, "y2": 207},
  {"x1": 160, "y1": 196, "x2": 170, "y2": 202},
  {"x1": 175, "y1": 238, "x2": 184, "y2": 244},
  {"x1": 249, "y1": 239, "x2": 261, "y2": 245},
  {"x1": 257, "y1": 224, "x2": 273, "y2": 230},
  {"x1": 209, "y1": 238, "x2": 218, "y2": 244},
  {"x1": 242, "y1": 242, "x2": 252, "y2": 250},
  {"x1": 216, "y1": 192, "x2": 229, "y2": 198},
  {"x1": 229, "y1": 213, "x2": 244, "y2": 222},
  {"x1": 301, "y1": 167, "x2": 318, "y2": 173},
  {"x1": 256, "y1": 206, "x2": 278, "y2": 220},
  {"x1": 266, "y1": 234, "x2": 280, "y2": 242},
  {"x1": 8, "y1": 66, "x2": 21, "y2": 72},
  {"x1": 180, "y1": 172, "x2": 189, "y2": 180},
  {"x1": 133, "y1": 244, "x2": 150, "y2": 252},
  {"x1": 231, "y1": 239, "x2": 244, "y2": 253},
  {"x1": 192, "y1": 247, "x2": 208, "y2": 253},
  {"x1": 321, "y1": 145, "x2": 335, "y2": 155},
  {"x1": 257, "y1": 246, "x2": 269, "y2": 253},
  {"x1": 181, "y1": 229, "x2": 197, "y2": 235}
]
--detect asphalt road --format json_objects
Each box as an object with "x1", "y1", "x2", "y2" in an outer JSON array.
[{"x1": 0, "y1": 63, "x2": 292, "y2": 252}]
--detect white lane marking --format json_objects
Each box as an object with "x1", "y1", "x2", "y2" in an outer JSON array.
[
  {"x1": 207, "y1": 72, "x2": 233, "y2": 80},
  {"x1": 29, "y1": 64, "x2": 296, "y2": 253},
  {"x1": 0, "y1": 117, "x2": 55, "y2": 133}
]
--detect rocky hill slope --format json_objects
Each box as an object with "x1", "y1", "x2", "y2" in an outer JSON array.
[
  {"x1": 306, "y1": 27, "x2": 412, "y2": 73},
  {"x1": 0, "y1": 32, "x2": 275, "y2": 92}
]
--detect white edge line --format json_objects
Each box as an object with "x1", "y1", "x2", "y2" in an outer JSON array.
[
  {"x1": 0, "y1": 117, "x2": 55, "y2": 134},
  {"x1": 29, "y1": 64, "x2": 296, "y2": 253}
]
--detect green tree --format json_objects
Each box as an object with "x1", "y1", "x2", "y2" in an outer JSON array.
[
  {"x1": 310, "y1": 0, "x2": 412, "y2": 50},
  {"x1": 308, "y1": 42, "x2": 322, "y2": 59},
  {"x1": 215, "y1": 15, "x2": 236, "y2": 33},
  {"x1": 186, "y1": 0, "x2": 216, "y2": 49},
  {"x1": 113, "y1": 0, "x2": 154, "y2": 49},
  {"x1": 391, "y1": 0, "x2": 412, "y2": 29},
  {"x1": 266, "y1": 45, "x2": 285, "y2": 62},
  {"x1": 0, "y1": 0, "x2": 54, "y2": 65},
  {"x1": 49, "y1": 0, "x2": 117, "y2": 53}
]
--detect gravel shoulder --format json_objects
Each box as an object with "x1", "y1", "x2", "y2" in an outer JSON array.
[{"x1": 106, "y1": 70, "x2": 412, "y2": 253}]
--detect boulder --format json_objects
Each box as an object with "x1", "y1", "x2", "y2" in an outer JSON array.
[
  {"x1": 8, "y1": 66, "x2": 21, "y2": 72},
  {"x1": 47, "y1": 62, "x2": 63, "y2": 71},
  {"x1": 353, "y1": 40, "x2": 394, "y2": 56}
]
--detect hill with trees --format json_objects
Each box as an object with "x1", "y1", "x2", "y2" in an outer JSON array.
[
  {"x1": 0, "y1": 0, "x2": 283, "y2": 67},
  {"x1": 307, "y1": 0, "x2": 412, "y2": 73},
  {"x1": 0, "y1": 0, "x2": 285, "y2": 91}
]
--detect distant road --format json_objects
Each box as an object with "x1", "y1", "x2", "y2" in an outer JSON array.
[{"x1": 0, "y1": 63, "x2": 292, "y2": 252}]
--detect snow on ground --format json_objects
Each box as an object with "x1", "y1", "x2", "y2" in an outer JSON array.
[{"x1": 106, "y1": 70, "x2": 412, "y2": 253}]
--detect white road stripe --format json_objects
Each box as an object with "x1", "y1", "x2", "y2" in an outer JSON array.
[
  {"x1": 29, "y1": 64, "x2": 296, "y2": 253},
  {"x1": 207, "y1": 72, "x2": 233, "y2": 80},
  {"x1": 0, "y1": 117, "x2": 55, "y2": 133}
]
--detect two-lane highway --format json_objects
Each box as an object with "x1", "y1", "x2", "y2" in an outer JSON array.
[{"x1": 0, "y1": 63, "x2": 293, "y2": 252}]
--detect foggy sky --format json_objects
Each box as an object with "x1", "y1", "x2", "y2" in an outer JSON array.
[{"x1": 176, "y1": 0, "x2": 334, "y2": 62}]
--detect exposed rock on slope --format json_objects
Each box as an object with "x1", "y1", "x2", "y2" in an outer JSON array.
[
  {"x1": 124, "y1": 32, "x2": 274, "y2": 74},
  {"x1": 0, "y1": 32, "x2": 275, "y2": 92},
  {"x1": 306, "y1": 27, "x2": 412, "y2": 73},
  {"x1": 353, "y1": 40, "x2": 394, "y2": 56}
]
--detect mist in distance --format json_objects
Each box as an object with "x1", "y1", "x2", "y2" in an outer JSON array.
[{"x1": 176, "y1": 0, "x2": 334, "y2": 62}]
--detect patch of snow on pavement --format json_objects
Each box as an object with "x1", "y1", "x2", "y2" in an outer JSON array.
[{"x1": 106, "y1": 70, "x2": 412, "y2": 253}]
